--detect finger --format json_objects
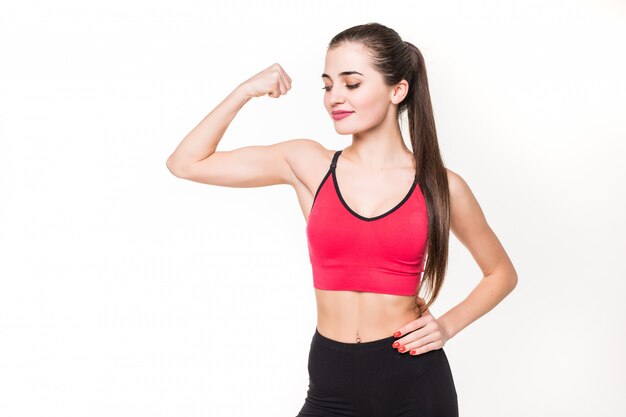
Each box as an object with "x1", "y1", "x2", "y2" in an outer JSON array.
[
  {"x1": 392, "y1": 326, "x2": 429, "y2": 350},
  {"x1": 277, "y1": 75, "x2": 288, "y2": 95},
  {"x1": 409, "y1": 340, "x2": 442, "y2": 356},
  {"x1": 271, "y1": 65, "x2": 286, "y2": 93},
  {"x1": 268, "y1": 81, "x2": 281, "y2": 98},
  {"x1": 404, "y1": 330, "x2": 439, "y2": 352},
  {"x1": 282, "y1": 71, "x2": 292, "y2": 89},
  {"x1": 277, "y1": 65, "x2": 292, "y2": 85},
  {"x1": 393, "y1": 315, "x2": 429, "y2": 338},
  {"x1": 267, "y1": 68, "x2": 281, "y2": 97}
]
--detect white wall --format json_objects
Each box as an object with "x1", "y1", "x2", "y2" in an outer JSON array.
[{"x1": 1, "y1": 0, "x2": 624, "y2": 416}]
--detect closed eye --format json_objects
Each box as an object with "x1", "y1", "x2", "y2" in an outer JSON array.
[{"x1": 321, "y1": 83, "x2": 361, "y2": 92}]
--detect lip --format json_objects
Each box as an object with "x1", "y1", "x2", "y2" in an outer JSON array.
[{"x1": 332, "y1": 111, "x2": 354, "y2": 121}]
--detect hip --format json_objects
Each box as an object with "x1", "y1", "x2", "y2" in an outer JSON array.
[{"x1": 307, "y1": 327, "x2": 454, "y2": 391}]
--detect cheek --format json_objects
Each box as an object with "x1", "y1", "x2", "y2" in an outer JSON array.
[{"x1": 354, "y1": 89, "x2": 389, "y2": 116}]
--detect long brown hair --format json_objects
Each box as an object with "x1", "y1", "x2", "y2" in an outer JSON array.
[{"x1": 327, "y1": 23, "x2": 450, "y2": 317}]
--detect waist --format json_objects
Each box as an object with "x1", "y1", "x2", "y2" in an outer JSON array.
[{"x1": 314, "y1": 288, "x2": 420, "y2": 343}]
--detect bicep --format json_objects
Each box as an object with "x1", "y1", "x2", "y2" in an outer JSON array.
[
  {"x1": 447, "y1": 169, "x2": 514, "y2": 277},
  {"x1": 173, "y1": 139, "x2": 311, "y2": 188}
]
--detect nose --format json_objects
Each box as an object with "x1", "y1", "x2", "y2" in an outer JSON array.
[
  {"x1": 330, "y1": 94, "x2": 344, "y2": 105},
  {"x1": 328, "y1": 89, "x2": 345, "y2": 105}
]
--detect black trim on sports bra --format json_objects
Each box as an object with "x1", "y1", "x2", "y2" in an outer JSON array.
[
  {"x1": 331, "y1": 149, "x2": 419, "y2": 222},
  {"x1": 330, "y1": 148, "x2": 340, "y2": 169},
  {"x1": 310, "y1": 150, "x2": 339, "y2": 209}
]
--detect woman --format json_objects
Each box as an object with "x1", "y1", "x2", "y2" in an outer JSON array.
[{"x1": 167, "y1": 22, "x2": 518, "y2": 417}]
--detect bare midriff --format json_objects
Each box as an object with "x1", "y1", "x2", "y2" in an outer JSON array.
[{"x1": 314, "y1": 289, "x2": 420, "y2": 343}]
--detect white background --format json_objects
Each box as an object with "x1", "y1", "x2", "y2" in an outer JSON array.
[{"x1": 1, "y1": 1, "x2": 625, "y2": 416}]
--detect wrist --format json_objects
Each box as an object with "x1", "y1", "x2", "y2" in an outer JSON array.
[
  {"x1": 234, "y1": 83, "x2": 254, "y2": 102},
  {"x1": 439, "y1": 314, "x2": 457, "y2": 340}
]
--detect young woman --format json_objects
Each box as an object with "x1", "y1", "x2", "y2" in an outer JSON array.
[{"x1": 167, "y1": 22, "x2": 518, "y2": 417}]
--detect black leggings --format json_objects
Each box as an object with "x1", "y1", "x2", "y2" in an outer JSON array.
[{"x1": 296, "y1": 328, "x2": 458, "y2": 417}]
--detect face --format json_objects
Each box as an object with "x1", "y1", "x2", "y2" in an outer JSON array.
[{"x1": 321, "y1": 42, "x2": 406, "y2": 135}]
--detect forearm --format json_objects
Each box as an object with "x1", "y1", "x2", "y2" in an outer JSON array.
[
  {"x1": 166, "y1": 84, "x2": 252, "y2": 172},
  {"x1": 438, "y1": 267, "x2": 518, "y2": 339}
]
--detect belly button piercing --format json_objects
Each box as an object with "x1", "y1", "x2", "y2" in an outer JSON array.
[{"x1": 356, "y1": 330, "x2": 361, "y2": 343}]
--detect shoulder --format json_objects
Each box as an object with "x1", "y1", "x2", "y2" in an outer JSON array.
[
  {"x1": 444, "y1": 167, "x2": 469, "y2": 199},
  {"x1": 444, "y1": 167, "x2": 487, "y2": 233},
  {"x1": 280, "y1": 139, "x2": 334, "y2": 185},
  {"x1": 445, "y1": 167, "x2": 477, "y2": 209},
  {"x1": 282, "y1": 138, "x2": 334, "y2": 166},
  {"x1": 280, "y1": 138, "x2": 327, "y2": 155},
  {"x1": 283, "y1": 138, "x2": 329, "y2": 154}
]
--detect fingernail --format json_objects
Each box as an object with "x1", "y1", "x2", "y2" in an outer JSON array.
[
  {"x1": 398, "y1": 346, "x2": 406, "y2": 353},
  {"x1": 410, "y1": 350, "x2": 416, "y2": 355},
  {"x1": 393, "y1": 331, "x2": 401, "y2": 338},
  {"x1": 392, "y1": 341, "x2": 400, "y2": 348}
]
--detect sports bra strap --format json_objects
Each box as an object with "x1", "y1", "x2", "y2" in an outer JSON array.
[{"x1": 330, "y1": 150, "x2": 342, "y2": 169}]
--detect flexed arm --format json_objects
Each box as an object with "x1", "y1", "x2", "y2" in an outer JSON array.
[{"x1": 166, "y1": 63, "x2": 299, "y2": 187}]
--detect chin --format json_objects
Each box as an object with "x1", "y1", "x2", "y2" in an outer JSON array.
[
  {"x1": 332, "y1": 121, "x2": 360, "y2": 134},
  {"x1": 333, "y1": 127, "x2": 358, "y2": 135}
]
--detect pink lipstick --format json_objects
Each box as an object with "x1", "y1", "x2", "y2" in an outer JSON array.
[{"x1": 332, "y1": 111, "x2": 354, "y2": 121}]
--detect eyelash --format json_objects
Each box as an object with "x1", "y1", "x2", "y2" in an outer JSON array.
[{"x1": 321, "y1": 83, "x2": 361, "y2": 92}]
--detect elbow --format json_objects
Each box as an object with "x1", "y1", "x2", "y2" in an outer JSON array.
[
  {"x1": 508, "y1": 268, "x2": 519, "y2": 292},
  {"x1": 489, "y1": 265, "x2": 518, "y2": 294},
  {"x1": 165, "y1": 157, "x2": 187, "y2": 178}
]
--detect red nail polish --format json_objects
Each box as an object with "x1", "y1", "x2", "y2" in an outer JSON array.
[
  {"x1": 410, "y1": 350, "x2": 416, "y2": 355},
  {"x1": 399, "y1": 346, "x2": 406, "y2": 352},
  {"x1": 392, "y1": 341, "x2": 400, "y2": 348},
  {"x1": 393, "y1": 331, "x2": 401, "y2": 338}
]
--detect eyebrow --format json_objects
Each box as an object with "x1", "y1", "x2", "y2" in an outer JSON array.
[{"x1": 321, "y1": 71, "x2": 364, "y2": 79}]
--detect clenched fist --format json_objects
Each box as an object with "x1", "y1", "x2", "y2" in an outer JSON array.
[{"x1": 239, "y1": 63, "x2": 292, "y2": 99}]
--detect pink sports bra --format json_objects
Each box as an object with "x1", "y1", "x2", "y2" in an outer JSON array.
[{"x1": 306, "y1": 149, "x2": 429, "y2": 296}]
